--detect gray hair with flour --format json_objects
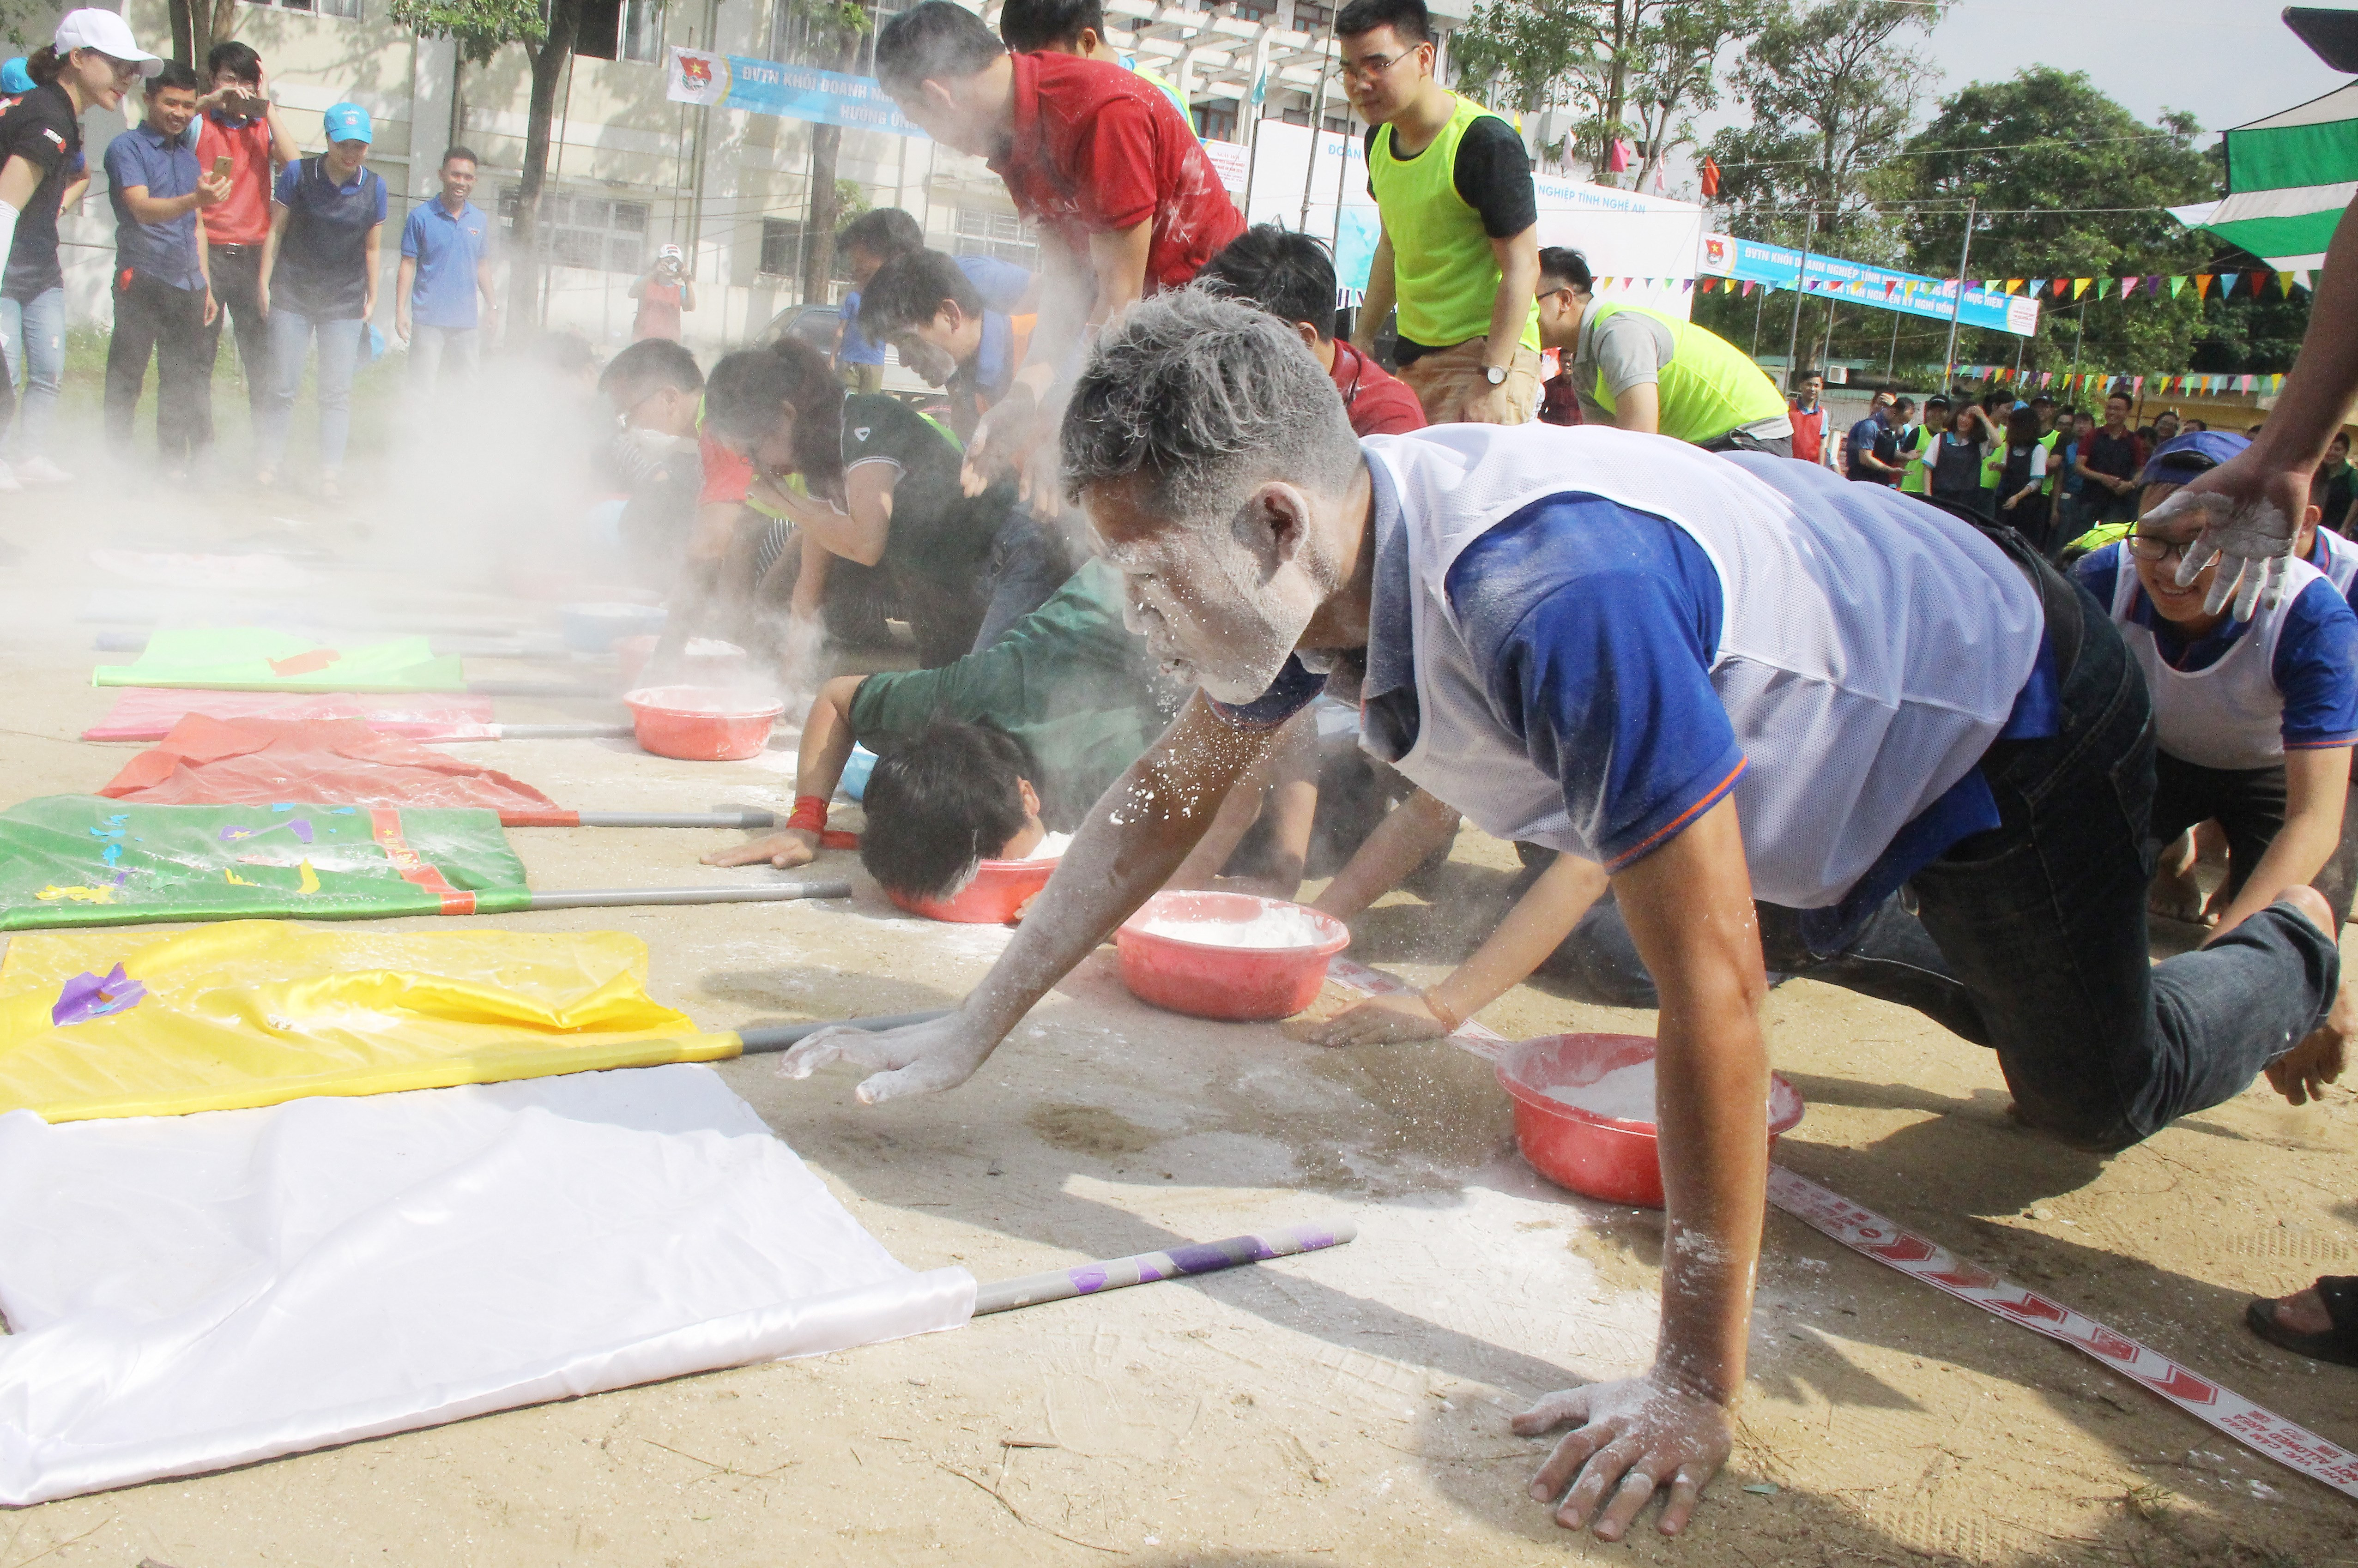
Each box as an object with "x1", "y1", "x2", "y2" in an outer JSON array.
[{"x1": 1060, "y1": 290, "x2": 1364, "y2": 530}]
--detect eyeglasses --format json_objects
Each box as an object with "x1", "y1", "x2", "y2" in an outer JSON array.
[
  {"x1": 98, "y1": 54, "x2": 142, "y2": 80},
  {"x1": 615, "y1": 386, "x2": 669, "y2": 430},
  {"x1": 1340, "y1": 48, "x2": 1420, "y2": 82},
  {"x1": 2126, "y1": 534, "x2": 2196, "y2": 564}
]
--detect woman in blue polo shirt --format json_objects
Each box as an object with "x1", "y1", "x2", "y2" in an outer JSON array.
[
  {"x1": 257, "y1": 100, "x2": 384, "y2": 498},
  {"x1": 2072, "y1": 432, "x2": 2358, "y2": 943}
]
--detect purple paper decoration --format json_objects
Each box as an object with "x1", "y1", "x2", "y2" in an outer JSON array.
[{"x1": 52, "y1": 964, "x2": 147, "y2": 1026}]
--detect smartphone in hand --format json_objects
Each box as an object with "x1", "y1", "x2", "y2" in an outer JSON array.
[{"x1": 212, "y1": 155, "x2": 233, "y2": 180}]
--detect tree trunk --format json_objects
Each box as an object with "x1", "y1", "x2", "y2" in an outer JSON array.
[
  {"x1": 167, "y1": 0, "x2": 193, "y2": 66},
  {"x1": 799, "y1": 30, "x2": 862, "y2": 305},
  {"x1": 200, "y1": 0, "x2": 238, "y2": 73},
  {"x1": 510, "y1": 0, "x2": 582, "y2": 332},
  {"x1": 449, "y1": 55, "x2": 467, "y2": 155}
]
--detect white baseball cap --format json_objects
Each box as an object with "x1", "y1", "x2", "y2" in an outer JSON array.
[{"x1": 53, "y1": 9, "x2": 163, "y2": 76}]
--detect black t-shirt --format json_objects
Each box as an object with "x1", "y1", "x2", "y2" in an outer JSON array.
[
  {"x1": 1366, "y1": 114, "x2": 1538, "y2": 362},
  {"x1": 2084, "y1": 428, "x2": 2142, "y2": 483},
  {"x1": 0, "y1": 83, "x2": 82, "y2": 300},
  {"x1": 840, "y1": 391, "x2": 1017, "y2": 599}
]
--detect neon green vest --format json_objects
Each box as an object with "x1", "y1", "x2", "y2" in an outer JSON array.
[
  {"x1": 1579, "y1": 302, "x2": 1790, "y2": 446},
  {"x1": 1367, "y1": 95, "x2": 1542, "y2": 354},
  {"x1": 1897, "y1": 423, "x2": 1929, "y2": 494}
]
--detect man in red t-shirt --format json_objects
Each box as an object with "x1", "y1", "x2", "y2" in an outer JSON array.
[
  {"x1": 875, "y1": 0, "x2": 1242, "y2": 497},
  {"x1": 190, "y1": 40, "x2": 296, "y2": 423},
  {"x1": 1197, "y1": 224, "x2": 1424, "y2": 439}
]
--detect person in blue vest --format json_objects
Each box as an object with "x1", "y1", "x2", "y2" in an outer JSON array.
[
  {"x1": 256, "y1": 100, "x2": 384, "y2": 498},
  {"x1": 768, "y1": 292, "x2": 2345, "y2": 1541}
]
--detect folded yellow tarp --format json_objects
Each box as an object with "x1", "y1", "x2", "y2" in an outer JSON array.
[{"x1": 0, "y1": 922, "x2": 741, "y2": 1122}]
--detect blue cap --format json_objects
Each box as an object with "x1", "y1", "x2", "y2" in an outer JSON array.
[
  {"x1": 321, "y1": 102, "x2": 373, "y2": 145},
  {"x1": 0, "y1": 59, "x2": 32, "y2": 96},
  {"x1": 2138, "y1": 430, "x2": 2249, "y2": 485}
]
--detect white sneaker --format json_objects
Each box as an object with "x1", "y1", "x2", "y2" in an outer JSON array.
[
  {"x1": 14, "y1": 456, "x2": 72, "y2": 485},
  {"x1": 0, "y1": 461, "x2": 20, "y2": 493}
]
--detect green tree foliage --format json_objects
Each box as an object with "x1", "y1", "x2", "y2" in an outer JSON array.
[
  {"x1": 1901, "y1": 66, "x2": 2221, "y2": 379},
  {"x1": 1452, "y1": 0, "x2": 1764, "y2": 191},
  {"x1": 1704, "y1": 0, "x2": 1938, "y2": 259}
]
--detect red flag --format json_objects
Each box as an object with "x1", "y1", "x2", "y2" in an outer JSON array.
[
  {"x1": 1607, "y1": 137, "x2": 1632, "y2": 173},
  {"x1": 1700, "y1": 156, "x2": 1721, "y2": 197}
]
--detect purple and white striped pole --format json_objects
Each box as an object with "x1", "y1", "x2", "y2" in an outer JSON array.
[{"x1": 971, "y1": 1220, "x2": 1356, "y2": 1316}]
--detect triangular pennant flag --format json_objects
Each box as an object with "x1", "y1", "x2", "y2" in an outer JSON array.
[
  {"x1": 2003, "y1": 279, "x2": 2023, "y2": 294},
  {"x1": 2219, "y1": 273, "x2": 2239, "y2": 298},
  {"x1": 2098, "y1": 278, "x2": 2116, "y2": 299},
  {"x1": 1741, "y1": 280, "x2": 1754, "y2": 296},
  {"x1": 2194, "y1": 274, "x2": 2213, "y2": 297},
  {"x1": 2167, "y1": 276, "x2": 2185, "y2": 298},
  {"x1": 2121, "y1": 275, "x2": 2141, "y2": 296},
  {"x1": 2074, "y1": 277, "x2": 2093, "y2": 298},
  {"x1": 2282, "y1": 270, "x2": 2301, "y2": 296},
  {"x1": 2053, "y1": 277, "x2": 2070, "y2": 298}
]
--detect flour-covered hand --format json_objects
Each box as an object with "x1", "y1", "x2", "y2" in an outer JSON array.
[
  {"x1": 776, "y1": 1010, "x2": 998, "y2": 1104},
  {"x1": 1513, "y1": 1373, "x2": 1734, "y2": 1541},
  {"x1": 2149, "y1": 449, "x2": 2308, "y2": 621}
]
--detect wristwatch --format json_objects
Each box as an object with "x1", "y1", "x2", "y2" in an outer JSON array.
[{"x1": 1483, "y1": 365, "x2": 1508, "y2": 386}]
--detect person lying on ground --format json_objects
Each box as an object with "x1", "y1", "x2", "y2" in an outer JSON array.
[
  {"x1": 702, "y1": 336, "x2": 1068, "y2": 669},
  {"x1": 857, "y1": 246, "x2": 1035, "y2": 441},
  {"x1": 772, "y1": 292, "x2": 2346, "y2": 1544},
  {"x1": 703, "y1": 556, "x2": 1173, "y2": 871},
  {"x1": 874, "y1": 1, "x2": 1242, "y2": 502},
  {"x1": 1533, "y1": 245, "x2": 1793, "y2": 453},
  {"x1": 2074, "y1": 431, "x2": 2358, "y2": 952},
  {"x1": 857, "y1": 719, "x2": 1074, "y2": 902}
]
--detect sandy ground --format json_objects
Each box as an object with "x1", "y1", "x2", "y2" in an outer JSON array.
[{"x1": 1, "y1": 494, "x2": 2355, "y2": 1568}]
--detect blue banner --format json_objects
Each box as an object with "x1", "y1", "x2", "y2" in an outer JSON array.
[
  {"x1": 1701, "y1": 234, "x2": 2040, "y2": 338},
  {"x1": 667, "y1": 47, "x2": 925, "y2": 139}
]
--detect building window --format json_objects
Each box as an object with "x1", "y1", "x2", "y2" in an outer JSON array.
[
  {"x1": 1193, "y1": 101, "x2": 1237, "y2": 141},
  {"x1": 951, "y1": 208, "x2": 1038, "y2": 271},
  {"x1": 622, "y1": 0, "x2": 664, "y2": 61},
  {"x1": 1324, "y1": 114, "x2": 1351, "y2": 133},
  {"x1": 245, "y1": 0, "x2": 362, "y2": 17},
  {"x1": 759, "y1": 219, "x2": 861, "y2": 283},
  {"x1": 499, "y1": 185, "x2": 649, "y2": 272},
  {"x1": 1294, "y1": 0, "x2": 1334, "y2": 32},
  {"x1": 765, "y1": 0, "x2": 907, "y2": 72},
  {"x1": 1229, "y1": 0, "x2": 1273, "y2": 20},
  {"x1": 1279, "y1": 106, "x2": 1308, "y2": 126}
]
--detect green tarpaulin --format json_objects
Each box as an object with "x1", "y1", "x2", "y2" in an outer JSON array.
[
  {"x1": 93, "y1": 629, "x2": 468, "y2": 693},
  {"x1": 0, "y1": 796, "x2": 531, "y2": 930},
  {"x1": 2177, "y1": 82, "x2": 2358, "y2": 269}
]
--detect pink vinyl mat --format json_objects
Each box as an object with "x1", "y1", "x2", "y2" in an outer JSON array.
[{"x1": 84, "y1": 688, "x2": 497, "y2": 743}]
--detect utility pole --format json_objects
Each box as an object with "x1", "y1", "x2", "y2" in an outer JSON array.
[
  {"x1": 1885, "y1": 308, "x2": 1900, "y2": 382},
  {"x1": 1782, "y1": 204, "x2": 1815, "y2": 390},
  {"x1": 1939, "y1": 198, "x2": 1976, "y2": 392}
]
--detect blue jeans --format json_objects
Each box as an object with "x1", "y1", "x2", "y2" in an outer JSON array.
[
  {"x1": 260, "y1": 309, "x2": 363, "y2": 474},
  {"x1": 0, "y1": 286, "x2": 65, "y2": 457},
  {"x1": 1554, "y1": 548, "x2": 2340, "y2": 1152}
]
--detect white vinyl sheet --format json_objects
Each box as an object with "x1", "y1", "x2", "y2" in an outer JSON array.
[{"x1": 0, "y1": 1064, "x2": 974, "y2": 1507}]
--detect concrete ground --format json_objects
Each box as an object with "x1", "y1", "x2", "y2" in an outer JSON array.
[{"x1": 0, "y1": 492, "x2": 2354, "y2": 1568}]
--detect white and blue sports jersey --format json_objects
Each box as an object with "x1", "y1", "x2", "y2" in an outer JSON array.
[
  {"x1": 1217, "y1": 423, "x2": 2046, "y2": 914},
  {"x1": 2307, "y1": 524, "x2": 2358, "y2": 606},
  {"x1": 2076, "y1": 543, "x2": 2358, "y2": 770}
]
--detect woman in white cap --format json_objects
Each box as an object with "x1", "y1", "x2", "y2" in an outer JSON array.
[
  {"x1": 0, "y1": 10, "x2": 160, "y2": 495},
  {"x1": 257, "y1": 100, "x2": 385, "y2": 499},
  {"x1": 629, "y1": 243, "x2": 694, "y2": 343}
]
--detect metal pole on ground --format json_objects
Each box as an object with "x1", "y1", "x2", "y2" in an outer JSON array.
[
  {"x1": 1939, "y1": 198, "x2": 1976, "y2": 392},
  {"x1": 524, "y1": 879, "x2": 850, "y2": 911},
  {"x1": 972, "y1": 1221, "x2": 1357, "y2": 1315}
]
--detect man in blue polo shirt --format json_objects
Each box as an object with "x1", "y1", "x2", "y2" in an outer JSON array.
[
  {"x1": 768, "y1": 293, "x2": 2346, "y2": 1542},
  {"x1": 103, "y1": 60, "x2": 231, "y2": 475},
  {"x1": 395, "y1": 145, "x2": 494, "y2": 391},
  {"x1": 1845, "y1": 386, "x2": 1904, "y2": 484}
]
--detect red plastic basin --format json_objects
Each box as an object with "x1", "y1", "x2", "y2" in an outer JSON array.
[
  {"x1": 888, "y1": 856, "x2": 1057, "y2": 924},
  {"x1": 1115, "y1": 890, "x2": 1350, "y2": 1022},
  {"x1": 614, "y1": 635, "x2": 750, "y2": 690},
  {"x1": 623, "y1": 686, "x2": 784, "y2": 761},
  {"x1": 1495, "y1": 1033, "x2": 1806, "y2": 1209}
]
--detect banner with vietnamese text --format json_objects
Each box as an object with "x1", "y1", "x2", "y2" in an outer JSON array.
[{"x1": 667, "y1": 47, "x2": 923, "y2": 138}]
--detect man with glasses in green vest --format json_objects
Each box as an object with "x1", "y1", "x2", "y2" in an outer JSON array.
[
  {"x1": 1535, "y1": 246, "x2": 1795, "y2": 453},
  {"x1": 1340, "y1": 0, "x2": 1541, "y2": 426}
]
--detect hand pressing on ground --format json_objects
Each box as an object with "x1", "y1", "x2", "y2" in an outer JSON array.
[
  {"x1": 777, "y1": 1008, "x2": 996, "y2": 1104},
  {"x1": 1305, "y1": 989, "x2": 1451, "y2": 1046},
  {"x1": 702, "y1": 829, "x2": 819, "y2": 870},
  {"x1": 1514, "y1": 1373, "x2": 1733, "y2": 1541}
]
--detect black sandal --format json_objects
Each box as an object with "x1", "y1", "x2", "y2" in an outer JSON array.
[{"x1": 2246, "y1": 1276, "x2": 2358, "y2": 1367}]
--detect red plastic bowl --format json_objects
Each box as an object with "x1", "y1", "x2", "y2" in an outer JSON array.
[
  {"x1": 1495, "y1": 1033, "x2": 1807, "y2": 1209},
  {"x1": 888, "y1": 856, "x2": 1057, "y2": 924},
  {"x1": 614, "y1": 635, "x2": 750, "y2": 690},
  {"x1": 1115, "y1": 890, "x2": 1351, "y2": 1022},
  {"x1": 623, "y1": 686, "x2": 784, "y2": 761}
]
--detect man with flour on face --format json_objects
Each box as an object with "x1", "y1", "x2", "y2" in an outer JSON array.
[{"x1": 778, "y1": 292, "x2": 2345, "y2": 1540}]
